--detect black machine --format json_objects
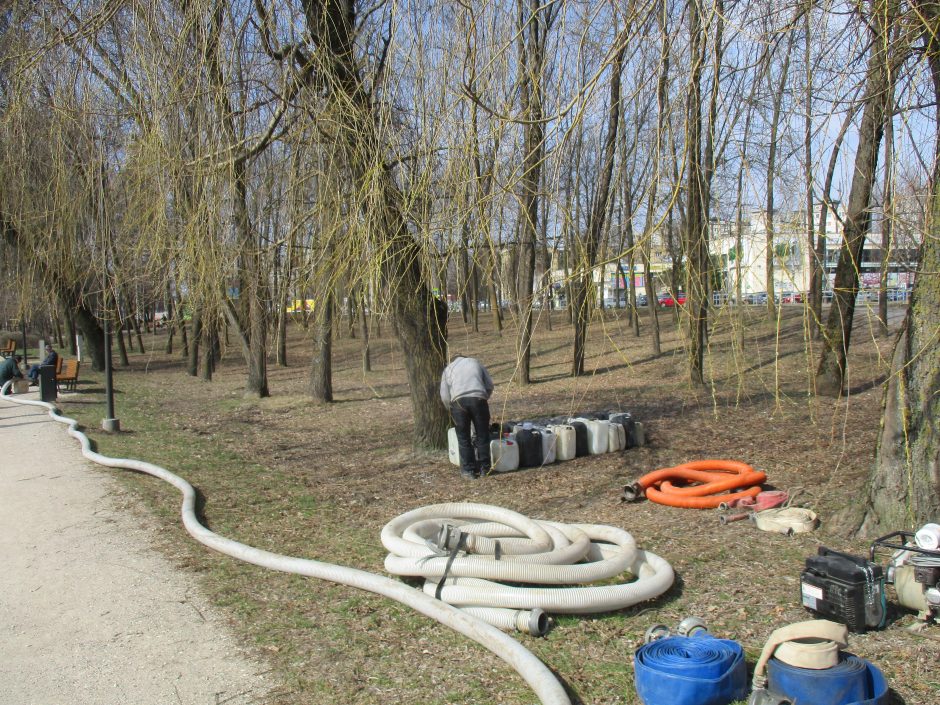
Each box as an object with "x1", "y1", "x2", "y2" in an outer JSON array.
[{"x1": 800, "y1": 547, "x2": 886, "y2": 632}]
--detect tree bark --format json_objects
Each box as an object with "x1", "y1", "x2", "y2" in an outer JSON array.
[
  {"x1": 861, "y1": 0, "x2": 940, "y2": 532},
  {"x1": 309, "y1": 292, "x2": 333, "y2": 403},
  {"x1": 684, "y1": 2, "x2": 708, "y2": 384},
  {"x1": 515, "y1": 0, "x2": 548, "y2": 385},
  {"x1": 572, "y1": 32, "x2": 625, "y2": 376},
  {"x1": 816, "y1": 5, "x2": 893, "y2": 396},
  {"x1": 764, "y1": 33, "x2": 794, "y2": 319}
]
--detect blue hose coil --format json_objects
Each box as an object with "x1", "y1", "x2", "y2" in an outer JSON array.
[
  {"x1": 767, "y1": 652, "x2": 888, "y2": 705},
  {"x1": 634, "y1": 634, "x2": 747, "y2": 705}
]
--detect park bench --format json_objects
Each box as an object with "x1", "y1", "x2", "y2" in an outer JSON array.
[
  {"x1": 0, "y1": 339, "x2": 15, "y2": 358},
  {"x1": 57, "y1": 359, "x2": 80, "y2": 392}
]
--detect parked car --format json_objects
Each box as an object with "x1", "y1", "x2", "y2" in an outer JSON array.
[
  {"x1": 887, "y1": 288, "x2": 910, "y2": 302},
  {"x1": 636, "y1": 294, "x2": 649, "y2": 307},
  {"x1": 745, "y1": 291, "x2": 768, "y2": 305},
  {"x1": 658, "y1": 291, "x2": 687, "y2": 307},
  {"x1": 779, "y1": 291, "x2": 803, "y2": 304}
]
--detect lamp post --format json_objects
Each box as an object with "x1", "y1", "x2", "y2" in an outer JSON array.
[
  {"x1": 100, "y1": 166, "x2": 120, "y2": 432},
  {"x1": 102, "y1": 310, "x2": 119, "y2": 432}
]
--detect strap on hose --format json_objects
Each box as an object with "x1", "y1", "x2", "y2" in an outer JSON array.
[
  {"x1": 752, "y1": 620, "x2": 848, "y2": 689},
  {"x1": 435, "y1": 531, "x2": 468, "y2": 600}
]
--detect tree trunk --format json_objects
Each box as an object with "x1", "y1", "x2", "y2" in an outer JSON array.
[
  {"x1": 309, "y1": 291, "x2": 333, "y2": 403},
  {"x1": 358, "y1": 292, "x2": 371, "y2": 374},
  {"x1": 878, "y1": 96, "x2": 895, "y2": 336},
  {"x1": 813, "y1": 104, "x2": 858, "y2": 337},
  {"x1": 861, "y1": 0, "x2": 939, "y2": 532},
  {"x1": 765, "y1": 34, "x2": 794, "y2": 319},
  {"x1": 516, "y1": 0, "x2": 557, "y2": 383},
  {"x1": 816, "y1": 8, "x2": 893, "y2": 396},
  {"x1": 71, "y1": 300, "x2": 105, "y2": 372},
  {"x1": 188, "y1": 310, "x2": 202, "y2": 377},
  {"x1": 684, "y1": 2, "x2": 708, "y2": 384},
  {"x1": 572, "y1": 32, "x2": 625, "y2": 376}
]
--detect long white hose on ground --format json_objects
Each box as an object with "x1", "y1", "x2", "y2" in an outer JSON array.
[{"x1": 1, "y1": 385, "x2": 673, "y2": 705}]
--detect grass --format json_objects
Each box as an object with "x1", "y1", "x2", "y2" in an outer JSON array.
[{"x1": 45, "y1": 303, "x2": 936, "y2": 705}]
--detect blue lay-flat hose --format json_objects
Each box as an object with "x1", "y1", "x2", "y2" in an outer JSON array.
[
  {"x1": 767, "y1": 652, "x2": 888, "y2": 705},
  {"x1": 634, "y1": 633, "x2": 747, "y2": 705}
]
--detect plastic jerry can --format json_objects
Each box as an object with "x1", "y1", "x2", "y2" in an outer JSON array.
[
  {"x1": 490, "y1": 436, "x2": 519, "y2": 472},
  {"x1": 607, "y1": 422, "x2": 626, "y2": 452},
  {"x1": 609, "y1": 412, "x2": 636, "y2": 448},
  {"x1": 569, "y1": 421, "x2": 589, "y2": 457},
  {"x1": 570, "y1": 418, "x2": 608, "y2": 454},
  {"x1": 592, "y1": 420, "x2": 613, "y2": 454},
  {"x1": 447, "y1": 427, "x2": 461, "y2": 466},
  {"x1": 513, "y1": 425, "x2": 544, "y2": 468},
  {"x1": 547, "y1": 424, "x2": 577, "y2": 461},
  {"x1": 539, "y1": 427, "x2": 557, "y2": 464}
]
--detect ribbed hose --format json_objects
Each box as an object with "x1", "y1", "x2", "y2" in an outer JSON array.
[
  {"x1": 382, "y1": 504, "x2": 675, "y2": 617},
  {"x1": 0, "y1": 386, "x2": 571, "y2": 705}
]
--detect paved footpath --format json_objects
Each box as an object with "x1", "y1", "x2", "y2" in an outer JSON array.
[{"x1": 0, "y1": 394, "x2": 273, "y2": 705}]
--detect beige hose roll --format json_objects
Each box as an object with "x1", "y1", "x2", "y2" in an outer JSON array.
[
  {"x1": 751, "y1": 619, "x2": 848, "y2": 689},
  {"x1": 752, "y1": 507, "x2": 818, "y2": 534}
]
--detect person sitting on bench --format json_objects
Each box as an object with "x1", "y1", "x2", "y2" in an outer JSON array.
[{"x1": 28, "y1": 344, "x2": 58, "y2": 385}]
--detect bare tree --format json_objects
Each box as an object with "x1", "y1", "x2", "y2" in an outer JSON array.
[
  {"x1": 816, "y1": 0, "x2": 897, "y2": 396},
  {"x1": 572, "y1": 25, "x2": 626, "y2": 376},
  {"x1": 862, "y1": 0, "x2": 940, "y2": 531}
]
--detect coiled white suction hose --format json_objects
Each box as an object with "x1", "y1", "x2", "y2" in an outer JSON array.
[
  {"x1": 1, "y1": 385, "x2": 673, "y2": 704},
  {"x1": 382, "y1": 504, "x2": 674, "y2": 629}
]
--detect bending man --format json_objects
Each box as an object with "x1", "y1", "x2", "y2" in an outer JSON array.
[{"x1": 440, "y1": 354, "x2": 494, "y2": 479}]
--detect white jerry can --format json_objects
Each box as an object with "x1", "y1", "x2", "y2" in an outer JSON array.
[
  {"x1": 607, "y1": 422, "x2": 626, "y2": 452},
  {"x1": 490, "y1": 435, "x2": 520, "y2": 472},
  {"x1": 539, "y1": 427, "x2": 557, "y2": 464},
  {"x1": 570, "y1": 418, "x2": 609, "y2": 455},
  {"x1": 447, "y1": 427, "x2": 461, "y2": 466},
  {"x1": 548, "y1": 424, "x2": 577, "y2": 461}
]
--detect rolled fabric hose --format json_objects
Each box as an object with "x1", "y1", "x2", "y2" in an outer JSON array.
[
  {"x1": 633, "y1": 633, "x2": 747, "y2": 705},
  {"x1": 766, "y1": 652, "x2": 888, "y2": 705}
]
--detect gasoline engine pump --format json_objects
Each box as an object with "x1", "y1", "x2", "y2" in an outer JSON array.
[
  {"x1": 799, "y1": 529, "x2": 940, "y2": 631},
  {"x1": 870, "y1": 530, "x2": 940, "y2": 624}
]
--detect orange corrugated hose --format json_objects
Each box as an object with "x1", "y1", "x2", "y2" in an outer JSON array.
[{"x1": 630, "y1": 460, "x2": 766, "y2": 509}]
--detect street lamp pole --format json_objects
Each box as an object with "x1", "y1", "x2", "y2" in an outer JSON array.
[
  {"x1": 102, "y1": 311, "x2": 118, "y2": 431},
  {"x1": 100, "y1": 169, "x2": 120, "y2": 432}
]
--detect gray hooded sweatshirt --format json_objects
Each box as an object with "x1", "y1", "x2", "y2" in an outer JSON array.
[{"x1": 440, "y1": 356, "x2": 494, "y2": 405}]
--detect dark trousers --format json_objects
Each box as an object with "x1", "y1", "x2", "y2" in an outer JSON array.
[{"x1": 450, "y1": 396, "x2": 491, "y2": 475}]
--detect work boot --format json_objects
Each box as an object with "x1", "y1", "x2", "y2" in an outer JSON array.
[{"x1": 460, "y1": 469, "x2": 477, "y2": 480}]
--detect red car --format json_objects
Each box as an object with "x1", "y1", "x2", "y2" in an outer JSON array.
[{"x1": 657, "y1": 292, "x2": 687, "y2": 307}]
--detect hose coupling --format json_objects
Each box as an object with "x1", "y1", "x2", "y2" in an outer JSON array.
[
  {"x1": 719, "y1": 513, "x2": 750, "y2": 525},
  {"x1": 517, "y1": 608, "x2": 549, "y2": 637},
  {"x1": 621, "y1": 482, "x2": 643, "y2": 502},
  {"x1": 677, "y1": 616, "x2": 708, "y2": 637},
  {"x1": 644, "y1": 623, "x2": 671, "y2": 643}
]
